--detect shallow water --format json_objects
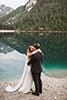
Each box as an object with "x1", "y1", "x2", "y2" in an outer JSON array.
[
  {"x1": 43, "y1": 62, "x2": 67, "y2": 78},
  {"x1": 43, "y1": 68, "x2": 67, "y2": 78}
]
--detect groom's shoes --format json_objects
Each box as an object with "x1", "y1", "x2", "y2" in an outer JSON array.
[
  {"x1": 32, "y1": 92, "x2": 39, "y2": 96},
  {"x1": 39, "y1": 90, "x2": 42, "y2": 94}
]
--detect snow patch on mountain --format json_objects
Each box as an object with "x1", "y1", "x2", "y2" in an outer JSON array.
[{"x1": 25, "y1": 0, "x2": 37, "y2": 11}]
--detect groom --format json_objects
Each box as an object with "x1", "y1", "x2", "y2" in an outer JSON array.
[{"x1": 28, "y1": 43, "x2": 44, "y2": 96}]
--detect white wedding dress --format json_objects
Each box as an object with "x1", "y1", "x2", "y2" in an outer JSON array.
[{"x1": 5, "y1": 57, "x2": 33, "y2": 93}]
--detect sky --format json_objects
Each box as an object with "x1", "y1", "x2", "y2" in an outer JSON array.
[{"x1": 0, "y1": 0, "x2": 29, "y2": 9}]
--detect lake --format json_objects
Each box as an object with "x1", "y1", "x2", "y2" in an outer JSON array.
[{"x1": 0, "y1": 32, "x2": 67, "y2": 81}]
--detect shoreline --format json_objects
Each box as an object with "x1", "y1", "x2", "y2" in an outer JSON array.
[
  {"x1": 0, "y1": 29, "x2": 67, "y2": 33},
  {"x1": 0, "y1": 73, "x2": 67, "y2": 100},
  {"x1": 44, "y1": 69, "x2": 67, "y2": 78},
  {"x1": 0, "y1": 69, "x2": 67, "y2": 82}
]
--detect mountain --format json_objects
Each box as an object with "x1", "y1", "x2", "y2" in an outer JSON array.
[
  {"x1": 0, "y1": 4, "x2": 13, "y2": 17},
  {"x1": 0, "y1": 0, "x2": 67, "y2": 30},
  {"x1": 0, "y1": 5, "x2": 25, "y2": 29},
  {"x1": 0, "y1": 0, "x2": 37, "y2": 29}
]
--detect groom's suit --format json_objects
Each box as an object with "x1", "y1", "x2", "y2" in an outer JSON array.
[{"x1": 28, "y1": 51, "x2": 43, "y2": 95}]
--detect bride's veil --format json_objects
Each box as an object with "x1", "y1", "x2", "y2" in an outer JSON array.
[{"x1": 5, "y1": 56, "x2": 28, "y2": 92}]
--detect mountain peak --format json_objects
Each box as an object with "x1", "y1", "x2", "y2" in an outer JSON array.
[{"x1": 0, "y1": 4, "x2": 13, "y2": 17}]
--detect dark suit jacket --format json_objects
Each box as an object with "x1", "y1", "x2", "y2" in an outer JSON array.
[{"x1": 28, "y1": 52, "x2": 44, "y2": 73}]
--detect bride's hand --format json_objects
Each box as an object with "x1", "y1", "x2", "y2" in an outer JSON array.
[{"x1": 27, "y1": 52, "x2": 32, "y2": 57}]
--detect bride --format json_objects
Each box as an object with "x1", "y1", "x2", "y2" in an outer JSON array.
[{"x1": 5, "y1": 45, "x2": 42, "y2": 93}]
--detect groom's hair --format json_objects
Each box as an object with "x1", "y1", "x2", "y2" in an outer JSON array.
[{"x1": 33, "y1": 43, "x2": 40, "y2": 49}]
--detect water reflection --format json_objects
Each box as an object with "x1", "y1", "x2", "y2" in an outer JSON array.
[
  {"x1": 0, "y1": 42, "x2": 14, "y2": 54},
  {"x1": 0, "y1": 50, "x2": 26, "y2": 81}
]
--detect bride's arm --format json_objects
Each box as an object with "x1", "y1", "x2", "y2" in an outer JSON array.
[{"x1": 27, "y1": 49, "x2": 42, "y2": 57}]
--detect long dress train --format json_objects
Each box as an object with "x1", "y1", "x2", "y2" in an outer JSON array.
[{"x1": 5, "y1": 57, "x2": 33, "y2": 93}]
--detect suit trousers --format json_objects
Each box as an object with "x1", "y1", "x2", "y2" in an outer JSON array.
[{"x1": 32, "y1": 72, "x2": 42, "y2": 94}]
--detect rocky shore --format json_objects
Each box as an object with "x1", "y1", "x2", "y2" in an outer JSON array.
[{"x1": 0, "y1": 73, "x2": 67, "y2": 100}]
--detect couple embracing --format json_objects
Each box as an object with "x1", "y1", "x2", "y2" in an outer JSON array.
[{"x1": 5, "y1": 43, "x2": 44, "y2": 96}]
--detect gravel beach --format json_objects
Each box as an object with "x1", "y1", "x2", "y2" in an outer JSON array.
[{"x1": 0, "y1": 73, "x2": 67, "y2": 100}]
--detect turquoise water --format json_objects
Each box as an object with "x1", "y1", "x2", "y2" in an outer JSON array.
[
  {"x1": 43, "y1": 63, "x2": 67, "y2": 77},
  {"x1": 44, "y1": 62, "x2": 67, "y2": 70},
  {"x1": 0, "y1": 49, "x2": 67, "y2": 82}
]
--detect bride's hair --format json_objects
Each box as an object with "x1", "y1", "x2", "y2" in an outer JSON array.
[
  {"x1": 28, "y1": 46, "x2": 31, "y2": 52},
  {"x1": 28, "y1": 45, "x2": 35, "y2": 53},
  {"x1": 27, "y1": 45, "x2": 35, "y2": 60}
]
